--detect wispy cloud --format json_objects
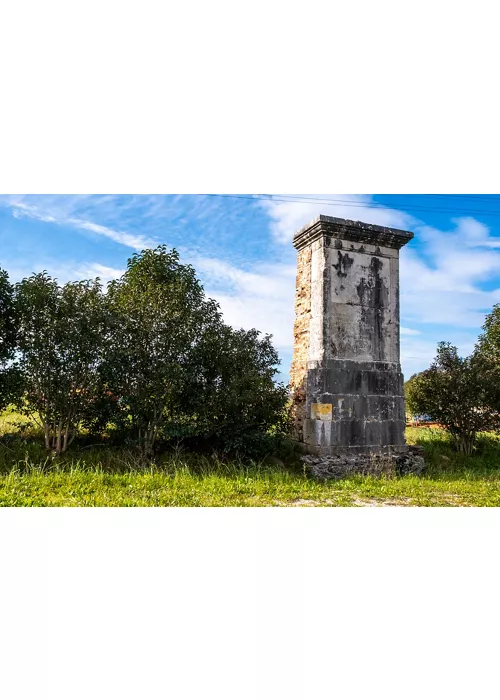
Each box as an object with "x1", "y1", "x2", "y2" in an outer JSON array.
[
  {"x1": 259, "y1": 194, "x2": 417, "y2": 244},
  {"x1": 193, "y1": 255, "x2": 296, "y2": 351},
  {"x1": 259, "y1": 200, "x2": 500, "y2": 375},
  {"x1": 11, "y1": 202, "x2": 58, "y2": 223},
  {"x1": 2, "y1": 196, "x2": 158, "y2": 251},
  {"x1": 66, "y1": 219, "x2": 156, "y2": 250},
  {"x1": 4, "y1": 260, "x2": 124, "y2": 286},
  {"x1": 401, "y1": 217, "x2": 500, "y2": 329},
  {"x1": 0, "y1": 193, "x2": 295, "y2": 352},
  {"x1": 3, "y1": 194, "x2": 500, "y2": 382},
  {"x1": 70, "y1": 263, "x2": 125, "y2": 284}
]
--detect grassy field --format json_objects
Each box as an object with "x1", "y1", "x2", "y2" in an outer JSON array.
[{"x1": 2, "y1": 408, "x2": 500, "y2": 506}]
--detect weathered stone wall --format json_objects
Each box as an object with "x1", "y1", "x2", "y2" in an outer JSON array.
[
  {"x1": 322, "y1": 240, "x2": 400, "y2": 363},
  {"x1": 289, "y1": 246, "x2": 312, "y2": 439},
  {"x1": 290, "y1": 216, "x2": 414, "y2": 457}
]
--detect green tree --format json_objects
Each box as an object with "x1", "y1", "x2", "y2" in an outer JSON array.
[
  {"x1": 0, "y1": 267, "x2": 19, "y2": 411},
  {"x1": 473, "y1": 303, "x2": 500, "y2": 421},
  {"x1": 105, "y1": 246, "x2": 222, "y2": 456},
  {"x1": 15, "y1": 273, "x2": 108, "y2": 453},
  {"x1": 476, "y1": 303, "x2": 500, "y2": 366},
  {"x1": 405, "y1": 342, "x2": 499, "y2": 455},
  {"x1": 179, "y1": 325, "x2": 290, "y2": 457},
  {"x1": 404, "y1": 372, "x2": 427, "y2": 418},
  {"x1": 104, "y1": 246, "x2": 290, "y2": 458}
]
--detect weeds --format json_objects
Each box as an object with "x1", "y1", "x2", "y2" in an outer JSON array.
[{"x1": 2, "y1": 411, "x2": 500, "y2": 506}]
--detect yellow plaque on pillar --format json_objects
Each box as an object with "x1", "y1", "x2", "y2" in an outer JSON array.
[{"x1": 311, "y1": 403, "x2": 333, "y2": 421}]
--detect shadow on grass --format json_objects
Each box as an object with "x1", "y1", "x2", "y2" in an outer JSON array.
[
  {"x1": 3, "y1": 419, "x2": 500, "y2": 483},
  {"x1": 0, "y1": 432, "x2": 306, "y2": 480}
]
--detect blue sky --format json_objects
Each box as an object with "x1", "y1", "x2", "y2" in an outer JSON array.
[{"x1": 1, "y1": 193, "x2": 500, "y2": 383}]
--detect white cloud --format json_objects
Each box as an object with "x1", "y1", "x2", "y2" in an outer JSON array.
[
  {"x1": 66, "y1": 219, "x2": 156, "y2": 250},
  {"x1": 401, "y1": 333, "x2": 477, "y2": 379},
  {"x1": 400, "y1": 217, "x2": 500, "y2": 329},
  {"x1": 11, "y1": 203, "x2": 57, "y2": 223},
  {"x1": 260, "y1": 198, "x2": 500, "y2": 329},
  {"x1": 1, "y1": 195, "x2": 158, "y2": 251},
  {"x1": 4, "y1": 194, "x2": 500, "y2": 382},
  {"x1": 456, "y1": 216, "x2": 500, "y2": 248},
  {"x1": 193, "y1": 256, "x2": 296, "y2": 352},
  {"x1": 70, "y1": 263, "x2": 124, "y2": 284},
  {"x1": 260, "y1": 194, "x2": 416, "y2": 244},
  {"x1": 4, "y1": 260, "x2": 124, "y2": 286},
  {"x1": 193, "y1": 208, "x2": 500, "y2": 381},
  {"x1": 258, "y1": 201, "x2": 500, "y2": 378}
]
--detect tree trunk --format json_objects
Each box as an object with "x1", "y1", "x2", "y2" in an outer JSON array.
[
  {"x1": 141, "y1": 423, "x2": 156, "y2": 458},
  {"x1": 144, "y1": 430, "x2": 153, "y2": 458},
  {"x1": 55, "y1": 420, "x2": 63, "y2": 454},
  {"x1": 62, "y1": 426, "x2": 69, "y2": 454},
  {"x1": 457, "y1": 432, "x2": 475, "y2": 456},
  {"x1": 67, "y1": 429, "x2": 77, "y2": 448},
  {"x1": 44, "y1": 424, "x2": 51, "y2": 450}
]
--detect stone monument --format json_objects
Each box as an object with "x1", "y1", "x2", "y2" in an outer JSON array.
[{"x1": 290, "y1": 215, "x2": 423, "y2": 477}]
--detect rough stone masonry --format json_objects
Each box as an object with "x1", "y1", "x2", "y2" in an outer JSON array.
[{"x1": 290, "y1": 215, "x2": 423, "y2": 476}]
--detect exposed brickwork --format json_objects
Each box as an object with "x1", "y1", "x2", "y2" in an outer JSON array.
[{"x1": 289, "y1": 246, "x2": 312, "y2": 438}]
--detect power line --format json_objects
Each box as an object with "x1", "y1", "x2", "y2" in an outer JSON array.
[
  {"x1": 203, "y1": 193, "x2": 500, "y2": 219},
  {"x1": 394, "y1": 194, "x2": 500, "y2": 204},
  {"x1": 278, "y1": 194, "x2": 500, "y2": 204},
  {"x1": 207, "y1": 193, "x2": 500, "y2": 217},
  {"x1": 265, "y1": 193, "x2": 500, "y2": 209},
  {"x1": 261, "y1": 193, "x2": 500, "y2": 205}
]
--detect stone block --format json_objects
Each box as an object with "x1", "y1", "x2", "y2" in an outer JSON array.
[{"x1": 290, "y1": 216, "x2": 414, "y2": 457}]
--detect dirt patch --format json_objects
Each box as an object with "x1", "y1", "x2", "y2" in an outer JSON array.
[
  {"x1": 351, "y1": 497, "x2": 414, "y2": 507},
  {"x1": 274, "y1": 497, "x2": 415, "y2": 507},
  {"x1": 406, "y1": 422, "x2": 443, "y2": 429},
  {"x1": 290, "y1": 498, "x2": 336, "y2": 506},
  {"x1": 272, "y1": 498, "x2": 337, "y2": 507}
]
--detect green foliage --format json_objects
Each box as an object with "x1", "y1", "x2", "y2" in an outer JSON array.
[
  {"x1": 476, "y1": 303, "x2": 500, "y2": 365},
  {"x1": 405, "y1": 342, "x2": 499, "y2": 455},
  {"x1": 2, "y1": 246, "x2": 289, "y2": 460},
  {"x1": 14, "y1": 273, "x2": 108, "y2": 453},
  {"x1": 103, "y1": 246, "x2": 290, "y2": 458},
  {"x1": 2, "y1": 415, "x2": 500, "y2": 506},
  {"x1": 474, "y1": 303, "x2": 500, "y2": 414},
  {"x1": 404, "y1": 373, "x2": 425, "y2": 417},
  {"x1": 0, "y1": 267, "x2": 19, "y2": 411},
  {"x1": 179, "y1": 325, "x2": 291, "y2": 458},
  {"x1": 104, "y1": 246, "x2": 224, "y2": 454}
]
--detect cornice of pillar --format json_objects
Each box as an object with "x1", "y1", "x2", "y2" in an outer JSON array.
[{"x1": 293, "y1": 215, "x2": 414, "y2": 252}]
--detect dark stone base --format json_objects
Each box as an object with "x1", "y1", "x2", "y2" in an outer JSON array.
[
  {"x1": 303, "y1": 445, "x2": 425, "y2": 480},
  {"x1": 303, "y1": 359, "x2": 407, "y2": 455}
]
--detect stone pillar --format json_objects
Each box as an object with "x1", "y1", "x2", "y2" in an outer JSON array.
[{"x1": 290, "y1": 215, "x2": 413, "y2": 457}]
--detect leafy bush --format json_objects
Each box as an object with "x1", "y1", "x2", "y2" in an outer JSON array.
[
  {"x1": 102, "y1": 246, "x2": 290, "y2": 458},
  {"x1": 0, "y1": 267, "x2": 18, "y2": 412},
  {"x1": 474, "y1": 303, "x2": 500, "y2": 414},
  {"x1": 179, "y1": 325, "x2": 291, "y2": 458},
  {"x1": 3, "y1": 246, "x2": 290, "y2": 460},
  {"x1": 405, "y1": 342, "x2": 500, "y2": 455},
  {"x1": 103, "y1": 246, "x2": 224, "y2": 455},
  {"x1": 14, "y1": 273, "x2": 108, "y2": 453}
]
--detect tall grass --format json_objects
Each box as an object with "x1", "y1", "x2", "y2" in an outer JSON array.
[{"x1": 2, "y1": 409, "x2": 500, "y2": 506}]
